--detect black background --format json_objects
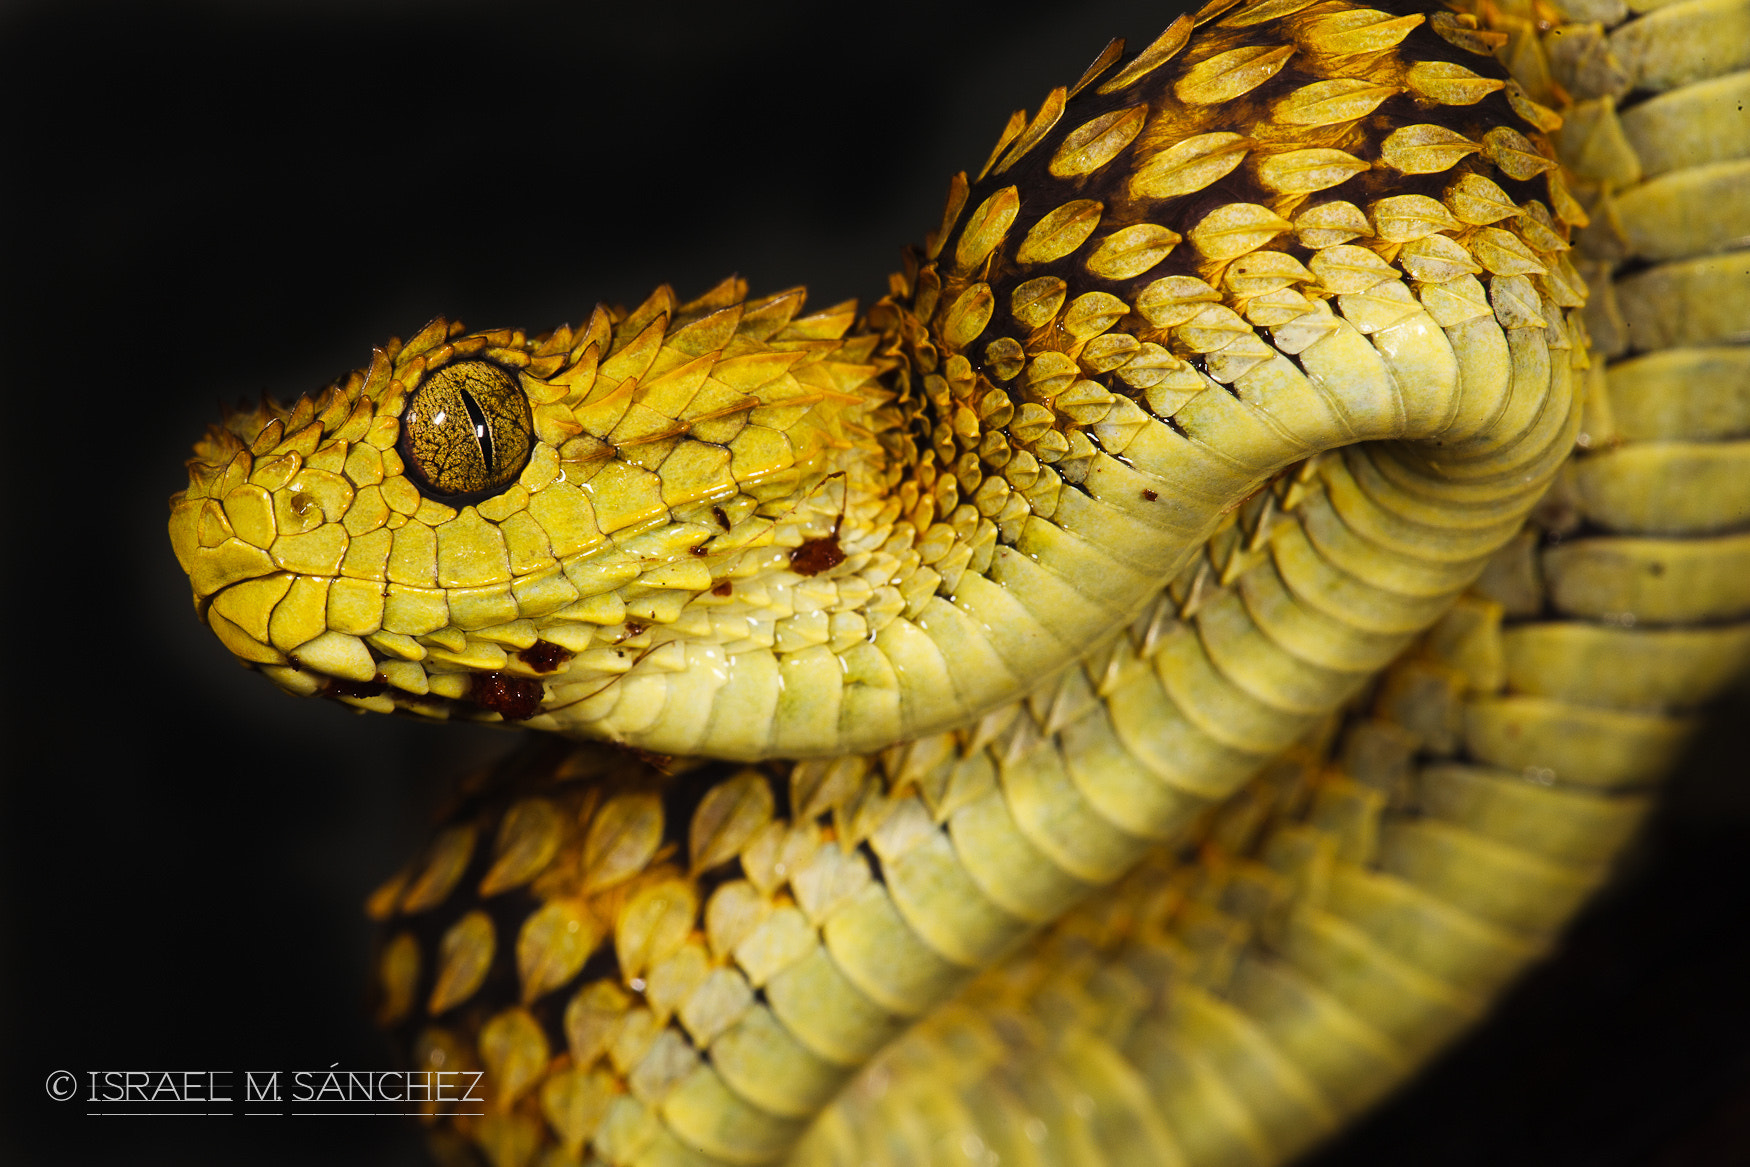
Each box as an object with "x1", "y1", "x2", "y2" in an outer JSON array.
[{"x1": 2, "y1": 1, "x2": 1747, "y2": 1164}]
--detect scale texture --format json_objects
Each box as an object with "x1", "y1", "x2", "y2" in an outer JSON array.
[{"x1": 167, "y1": 0, "x2": 1750, "y2": 1163}]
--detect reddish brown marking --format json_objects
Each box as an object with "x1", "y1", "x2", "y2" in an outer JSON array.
[
  {"x1": 470, "y1": 672, "x2": 544, "y2": 720},
  {"x1": 712, "y1": 581, "x2": 733, "y2": 597},
  {"x1": 623, "y1": 620, "x2": 647, "y2": 637},
  {"x1": 791, "y1": 534, "x2": 846, "y2": 576},
  {"x1": 1142, "y1": 488, "x2": 1158, "y2": 501},
  {"x1": 517, "y1": 639, "x2": 573, "y2": 674},
  {"x1": 323, "y1": 675, "x2": 387, "y2": 699},
  {"x1": 711, "y1": 505, "x2": 731, "y2": 530},
  {"x1": 690, "y1": 543, "x2": 709, "y2": 556},
  {"x1": 602, "y1": 740, "x2": 682, "y2": 775}
]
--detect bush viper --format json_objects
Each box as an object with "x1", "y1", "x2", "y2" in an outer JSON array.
[{"x1": 166, "y1": 0, "x2": 1750, "y2": 1163}]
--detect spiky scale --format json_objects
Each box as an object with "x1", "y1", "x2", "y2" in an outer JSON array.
[{"x1": 166, "y1": 2, "x2": 1750, "y2": 1165}]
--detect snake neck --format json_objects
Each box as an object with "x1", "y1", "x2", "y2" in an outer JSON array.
[{"x1": 173, "y1": 0, "x2": 1587, "y2": 761}]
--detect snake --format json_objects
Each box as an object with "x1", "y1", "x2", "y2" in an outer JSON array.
[{"x1": 167, "y1": 0, "x2": 1750, "y2": 1163}]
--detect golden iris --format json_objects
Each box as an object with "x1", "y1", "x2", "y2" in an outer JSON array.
[{"x1": 399, "y1": 361, "x2": 534, "y2": 502}]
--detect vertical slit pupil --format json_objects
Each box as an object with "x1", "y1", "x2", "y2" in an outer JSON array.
[{"x1": 458, "y1": 388, "x2": 493, "y2": 470}]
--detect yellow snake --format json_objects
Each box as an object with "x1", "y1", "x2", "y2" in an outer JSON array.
[{"x1": 167, "y1": 0, "x2": 1750, "y2": 1163}]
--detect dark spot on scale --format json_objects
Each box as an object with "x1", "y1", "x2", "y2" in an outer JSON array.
[
  {"x1": 711, "y1": 505, "x2": 731, "y2": 530},
  {"x1": 629, "y1": 746, "x2": 678, "y2": 774},
  {"x1": 516, "y1": 639, "x2": 573, "y2": 674},
  {"x1": 690, "y1": 543, "x2": 709, "y2": 556},
  {"x1": 712, "y1": 581, "x2": 733, "y2": 597},
  {"x1": 1142, "y1": 488, "x2": 1158, "y2": 501},
  {"x1": 1648, "y1": 562, "x2": 1665, "y2": 577},
  {"x1": 601, "y1": 739, "x2": 682, "y2": 777},
  {"x1": 791, "y1": 534, "x2": 846, "y2": 576},
  {"x1": 624, "y1": 621, "x2": 647, "y2": 637},
  {"x1": 470, "y1": 672, "x2": 544, "y2": 720},
  {"x1": 323, "y1": 675, "x2": 388, "y2": 700}
]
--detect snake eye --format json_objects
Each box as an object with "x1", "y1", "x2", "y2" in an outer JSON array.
[{"x1": 399, "y1": 361, "x2": 534, "y2": 503}]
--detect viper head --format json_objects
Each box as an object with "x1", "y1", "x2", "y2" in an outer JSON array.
[{"x1": 169, "y1": 280, "x2": 901, "y2": 740}]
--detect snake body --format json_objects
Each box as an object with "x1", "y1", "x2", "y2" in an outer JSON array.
[{"x1": 169, "y1": 0, "x2": 1750, "y2": 1163}]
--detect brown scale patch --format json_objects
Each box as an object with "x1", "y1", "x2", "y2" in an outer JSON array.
[
  {"x1": 791, "y1": 534, "x2": 846, "y2": 576},
  {"x1": 712, "y1": 581, "x2": 734, "y2": 597},
  {"x1": 323, "y1": 675, "x2": 388, "y2": 700},
  {"x1": 1142, "y1": 488, "x2": 1159, "y2": 501},
  {"x1": 470, "y1": 672, "x2": 544, "y2": 720},
  {"x1": 517, "y1": 640, "x2": 573, "y2": 674}
]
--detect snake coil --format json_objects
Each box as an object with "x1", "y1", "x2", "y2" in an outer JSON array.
[{"x1": 169, "y1": 0, "x2": 1750, "y2": 1163}]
